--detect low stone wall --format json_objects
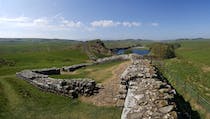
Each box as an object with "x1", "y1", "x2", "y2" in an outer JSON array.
[
  {"x1": 119, "y1": 56, "x2": 180, "y2": 119},
  {"x1": 61, "y1": 54, "x2": 134, "y2": 72},
  {"x1": 16, "y1": 70, "x2": 99, "y2": 98},
  {"x1": 62, "y1": 63, "x2": 93, "y2": 72},
  {"x1": 32, "y1": 67, "x2": 61, "y2": 75},
  {"x1": 95, "y1": 54, "x2": 131, "y2": 63},
  {"x1": 16, "y1": 54, "x2": 135, "y2": 98}
]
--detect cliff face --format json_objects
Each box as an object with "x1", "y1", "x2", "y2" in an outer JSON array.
[{"x1": 83, "y1": 39, "x2": 113, "y2": 60}]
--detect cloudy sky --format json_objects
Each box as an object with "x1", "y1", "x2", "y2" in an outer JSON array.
[{"x1": 0, "y1": 0, "x2": 210, "y2": 40}]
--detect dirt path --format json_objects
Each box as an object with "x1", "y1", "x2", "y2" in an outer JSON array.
[{"x1": 80, "y1": 61, "x2": 131, "y2": 106}]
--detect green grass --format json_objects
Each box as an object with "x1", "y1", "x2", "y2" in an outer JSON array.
[
  {"x1": 51, "y1": 61, "x2": 125, "y2": 83},
  {"x1": 0, "y1": 40, "x2": 122, "y2": 119},
  {"x1": 161, "y1": 39, "x2": 210, "y2": 118},
  {"x1": 0, "y1": 76, "x2": 121, "y2": 119},
  {"x1": 0, "y1": 41, "x2": 89, "y2": 76}
]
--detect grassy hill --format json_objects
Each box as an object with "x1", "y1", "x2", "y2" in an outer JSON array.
[
  {"x1": 161, "y1": 39, "x2": 210, "y2": 118},
  {"x1": 103, "y1": 39, "x2": 152, "y2": 49},
  {"x1": 0, "y1": 39, "x2": 121, "y2": 119}
]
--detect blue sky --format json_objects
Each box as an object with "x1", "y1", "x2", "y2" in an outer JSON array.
[{"x1": 0, "y1": 0, "x2": 210, "y2": 40}]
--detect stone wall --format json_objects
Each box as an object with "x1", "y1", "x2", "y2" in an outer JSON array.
[
  {"x1": 15, "y1": 54, "x2": 191, "y2": 119},
  {"x1": 16, "y1": 70, "x2": 99, "y2": 98},
  {"x1": 95, "y1": 54, "x2": 132, "y2": 63},
  {"x1": 119, "y1": 56, "x2": 180, "y2": 119},
  {"x1": 16, "y1": 54, "x2": 134, "y2": 98},
  {"x1": 61, "y1": 54, "x2": 134, "y2": 72},
  {"x1": 32, "y1": 67, "x2": 60, "y2": 75},
  {"x1": 62, "y1": 63, "x2": 92, "y2": 72}
]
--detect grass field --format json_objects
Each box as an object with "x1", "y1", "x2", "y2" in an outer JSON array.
[
  {"x1": 51, "y1": 61, "x2": 124, "y2": 83},
  {"x1": 161, "y1": 39, "x2": 210, "y2": 118},
  {"x1": 0, "y1": 40, "x2": 121, "y2": 119}
]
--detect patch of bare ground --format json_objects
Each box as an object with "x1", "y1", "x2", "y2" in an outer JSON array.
[
  {"x1": 202, "y1": 66, "x2": 210, "y2": 73},
  {"x1": 79, "y1": 61, "x2": 131, "y2": 106}
]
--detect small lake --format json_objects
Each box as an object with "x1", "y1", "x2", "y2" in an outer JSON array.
[{"x1": 115, "y1": 49, "x2": 150, "y2": 55}]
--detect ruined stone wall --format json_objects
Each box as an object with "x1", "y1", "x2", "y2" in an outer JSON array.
[
  {"x1": 119, "y1": 56, "x2": 179, "y2": 119},
  {"x1": 16, "y1": 54, "x2": 192, "y2": 118},
  {"x1": 16, "y1": 54, "x2": 134, "y2": 98},
  {"x1": 61, "y1": 54, "x2": 133, "y2": 72},
  {"x1": 95, "y1": 54, "x2": 132, "y2": 63},
  {"x1": 16, "y1": 70, "x2": 99, "y2": 98},
  {"x1": 32, "y1": 67, "x2": 60, "y2": 75},
  {"x1": 62, "y1": 63, "x2": 93, "y2": 72}
]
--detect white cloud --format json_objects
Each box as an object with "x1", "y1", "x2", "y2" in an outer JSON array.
[
  {"x1": 0, "y1": 16, "x2": 83, "y2": 29},
  {"x1": 91, "y1": 20, "x2": 141, "y2": 27},
  {"x1": 0, "y1": 16, "x2": 30, "y2": 23},
  {"x1": 33, "y1": 18, "x2": 49, "y2": 25},
  {"x1": 91, "y1": 20, "x2": 119, "y2": 27},
  {"x1": 151, "y1": 22, "x2": 159, "y2": 26},
  {"x1": 61, "y1": 19, "x2": 82, "y2": 28},
  {"x1": 122, "y1": 22, "x2": 141, "y2": 27}
]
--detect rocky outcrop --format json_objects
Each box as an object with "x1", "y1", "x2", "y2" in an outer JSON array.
[
  {"x1": 83, "y1": 39, "x2": 113, "y2": 60},
  {"x1": 16, "y1": 70, "x2": 99, "y2": 98},
  {"x1": 119, "y1": 56, "x2": 179, "y2": 119}
]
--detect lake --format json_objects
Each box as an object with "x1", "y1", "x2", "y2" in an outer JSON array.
[{"x1": 115, "y1": 49, "x2": 150, "y2": 55}]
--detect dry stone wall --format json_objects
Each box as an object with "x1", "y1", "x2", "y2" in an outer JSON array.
[
  {"x1": 62, "y1": 63, "x2": 92, "y2": 72},
  {"x1": 32, "y1": 67, "x2": 60, "y2": 75},
  {"x1": 16, "y1": 70, "x2": 99, "y2": 98},
  {"x1": 16, "y1": 54, "x2": 191, "y2": 119},
  {"x1": 95, "y1": 54, "x2": 131, "y2": 63},
  {"x1": 119, "y1": 55, "x2": 180, "y2": 119},
  {"x1": 16, "y1": 54, "x2": 133, "y2": 98}
]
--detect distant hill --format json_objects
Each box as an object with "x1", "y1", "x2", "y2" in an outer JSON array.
[
  {"x1": 0, "y1": 38, "x2": 80, "y2": 44},
  {"x1": 103, "y1": 39, "x2": 152, "y2": 49}
]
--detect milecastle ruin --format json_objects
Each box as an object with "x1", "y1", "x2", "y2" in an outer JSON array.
[{"x1": 16, "y1": 54, "x2": 190, "y2": 119}]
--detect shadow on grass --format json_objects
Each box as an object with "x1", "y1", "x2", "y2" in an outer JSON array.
[{"x1": 156, "y1": 68, "x2": 200, "y2": 119}]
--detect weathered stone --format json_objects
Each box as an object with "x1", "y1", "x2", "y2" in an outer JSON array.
[
  {"x1": 159, "y1": 105, "x2": 174, "y2": 113},
  {"x1": 159, "y1": 88, "x2": 171, "y2": 93},
  {"x1": 155, "y1": 99, "x2": 169, "y2": 107},
  {"x1": 120, "y1": 56, "x2": 179, "y2": 119}
]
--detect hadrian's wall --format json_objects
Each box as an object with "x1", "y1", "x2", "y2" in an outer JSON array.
[
  {"x1": 16, "y1": 69, "x2": 99, "y2": 98},
  {"x1": 16, "y1": 54, "x2": 133, "y2": 98},
  {"x1": 16, "y1": 54, "x2": 191, "y2": 119},
  {"x1": 118, "y1": 55, "x2": 190, "y2": 119}
]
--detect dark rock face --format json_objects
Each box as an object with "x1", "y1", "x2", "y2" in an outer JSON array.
[{"x1": 16, "y1": 70, "x2": 99, "y2": 98}]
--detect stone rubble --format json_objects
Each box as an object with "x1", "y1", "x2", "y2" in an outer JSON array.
[{"x1": 119, "y1": 55, "x2": 178, "y2": 119}]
